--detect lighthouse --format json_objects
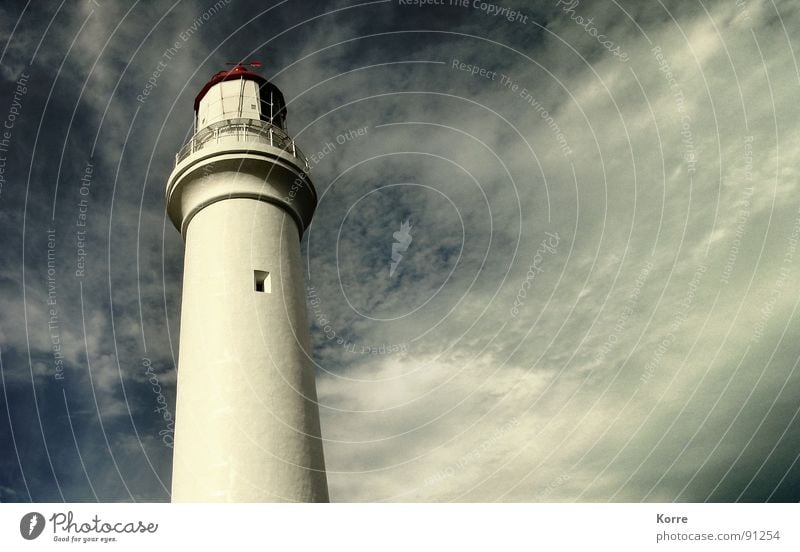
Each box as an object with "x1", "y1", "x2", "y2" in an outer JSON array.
[{"x1": 166, "y1": 63, "x2": 328, "y2": 502}]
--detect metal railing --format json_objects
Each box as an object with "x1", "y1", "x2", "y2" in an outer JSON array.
[{"x1": 175, "y1": 118, "x2": 310, "y2": 172}]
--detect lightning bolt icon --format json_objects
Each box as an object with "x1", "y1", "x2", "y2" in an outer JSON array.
[{"x1": 28, "y1": 513, "x2": 38, "y2": 536}]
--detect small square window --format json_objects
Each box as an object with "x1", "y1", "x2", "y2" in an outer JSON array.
[{"x1": 254, "y1": 270, "x2": 271, "y2": 293}]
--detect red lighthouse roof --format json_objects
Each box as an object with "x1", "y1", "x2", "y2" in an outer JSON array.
[{"x1": 193, "y1": 64, "x2": 267, "y2": 111}]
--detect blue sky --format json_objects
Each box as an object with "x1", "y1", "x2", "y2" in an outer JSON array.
[{"x1": 1, "y1": 0, "x2": 799, "y2": 502}]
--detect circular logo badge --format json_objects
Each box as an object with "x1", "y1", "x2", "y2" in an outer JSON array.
[{"x1": 20, "y1": 512, "x2": 45, "y2": 540}]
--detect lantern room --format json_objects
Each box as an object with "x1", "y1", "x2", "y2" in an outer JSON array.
[{"x1": 193, "y1": 63, "x2": 288, "y2": 133}]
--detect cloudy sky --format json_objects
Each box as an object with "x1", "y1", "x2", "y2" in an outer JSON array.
[{"x1": 1, "y1": 0, "x2": 799, "y2": 502}]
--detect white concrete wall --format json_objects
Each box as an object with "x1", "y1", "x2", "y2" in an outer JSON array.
[{"x1": 170, "y1": 196, "x2": 328, "y2": 502}]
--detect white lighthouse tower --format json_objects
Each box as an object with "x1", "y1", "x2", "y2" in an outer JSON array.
[{"x1": 166, "y1": 63, "x2": 328, "y2": 502}]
